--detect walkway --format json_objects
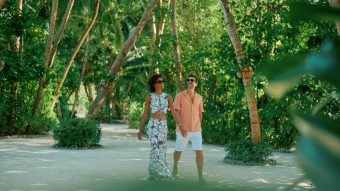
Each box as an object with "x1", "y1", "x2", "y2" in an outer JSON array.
[{"x1": 0, "y1": 124, "x2": 313, "y2": 191}]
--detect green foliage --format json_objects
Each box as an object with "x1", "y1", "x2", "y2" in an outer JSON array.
[
  {"x1": 260, "y1": 2, "x2": 340, "y2": 190},
  {"x1": 128, "y1": 102, "x2": 143, "y2": 129},
  {"x1": 225, "y1": 139, "x2": 273, "y2": 164},
  {"x1": 53, "y1": 118, "x2": 101, "y2": 148},
  {"x1": 30, "y1": 114, "x2": 58, "y2": 134}
]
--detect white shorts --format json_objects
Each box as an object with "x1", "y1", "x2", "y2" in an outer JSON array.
[{"x1": 175, "y1": 131, "x2": 203, "y2": 151}]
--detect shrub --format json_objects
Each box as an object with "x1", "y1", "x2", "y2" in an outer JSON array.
[
  {"x1": 225, "y1": 139, "x2": 273, "y2": 165},
  {"x1": 30, "y1": 114, "x2": 58, "y2": 134},
  {"x1": 128, "y1": 102, "x2": 143, "y2": 129},
  {"x1": 53, "y1": 118, "x2": 101, "y2": 148}
]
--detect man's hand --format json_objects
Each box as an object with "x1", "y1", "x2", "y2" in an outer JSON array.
[
  {"x1": 181, "y1": 130, "x2": 187, "y2": 138},
  {"x1": 179, "y1": 124, "x2": 187, "y2": 137}
]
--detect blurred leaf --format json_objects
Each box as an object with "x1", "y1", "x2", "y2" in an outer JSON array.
[
  {"x1": 265, "y1": 77, "x2": 301, "y2": 100},
  {"x1": 259, "y1": 40, "x2": 340, "y2": 100},
  {"x1": 294, "y1": 114, "x2": 340, "y2": 191},
  {"x1": 257, "y1": 55, "x2": 306, "y2": 100},
  {"x1": 294, "y1": 113, "x2": 340, "y2": 156},
  {"x1": 290, "y1": 2, "x2": 340, "y2": 23},
  {"x1": 304, "y1": 40, "x2": 340, "y2": 89}
]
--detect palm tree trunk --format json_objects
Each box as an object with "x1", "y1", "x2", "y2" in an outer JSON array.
[
  {"x1": 48, "y1": 0, "x2": 74, "y2": 67},
  {"x1": 32, "y1": 0, "x2": 58, "y2": 117},
  {"x1": 328, "y1": 0, "x2": 340, "y2": 36},
  {"x1": 171, "y1": 0, "x2": 183, "y2": 91},
  {"x1": 220, "y1": 0, "x2": 261, "y2": 144},
  {"x1": 50, "y1": 0, "x2": 100, "y2": 113},
  {"x1": 86, "y1": 0, "x2": 160, "y2": 118}
]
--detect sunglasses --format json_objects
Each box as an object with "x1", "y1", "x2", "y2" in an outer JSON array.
[
  {"x1": 187, "y1": 79, "x2": 196, "y2": 82},
  {"x1": 155, "y1": 80, "x2": 165, "y2": 84}
]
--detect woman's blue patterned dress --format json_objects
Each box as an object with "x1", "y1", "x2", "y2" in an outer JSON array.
[{"x1": 146, "y1": 92, "x2": 172, "y2": 180}]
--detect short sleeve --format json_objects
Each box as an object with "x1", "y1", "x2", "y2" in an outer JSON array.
[{"x1": 173, "y1": 93, "x2": 181, "y2": 111}]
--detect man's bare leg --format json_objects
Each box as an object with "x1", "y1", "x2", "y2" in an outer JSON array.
[
  {"x1": 195, "y1": 150, "x2": 204, "y2": 182},
  {"x1": 173, "y1": 151, "x2": 182, "y2": 177}
]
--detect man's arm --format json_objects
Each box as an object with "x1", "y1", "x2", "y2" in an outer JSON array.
[{"x1": 199, "y1": 112, "x2": 203, "y2": 124}]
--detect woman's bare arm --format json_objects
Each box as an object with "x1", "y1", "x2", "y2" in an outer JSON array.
[{"x1": 137, "y1": 95, "x2": 150, "y2": 140}]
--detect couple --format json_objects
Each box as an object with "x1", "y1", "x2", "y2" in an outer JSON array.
[{"x1": 137, "y1": 73, "x2": 204, "y2": 182}]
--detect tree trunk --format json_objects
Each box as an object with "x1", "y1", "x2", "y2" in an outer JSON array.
[
  {"x1": 86, "y1": 0, "x2": 160, "y2": 118},
  {"x1": 328, "y1": 0, "x2": 340, "y2": 36},
  {"x1": 32, "y1": 0, "x2": 74, "y2": 118},
  {"x1": 84, "y1": 84, "x2": 93, "y2": 103},
  {"x1": 70, "y1": 56, "x2": 87, "y2": 118},
  {"x1": 0, "y1": 60, "x2": 4, "y2": 71},
  {"x1": 57, "y1": 98, "x2": 63, "y2": 120},
  {"x1": 32, "y1": 0, "x2": 58, "y2": 117},
  {"x1": 48, "y1": 0, "x2": 75, "y2": 67},
  {"x1": 171, "y1": 0, "x2": 183, "y2": 91},
  {"x1": 50, "y1": 0, "x2": 100, "y2": 113},
  {"x1": 150, "y1": 0, "x2": 169, "y2": 67},
  {"x1": 9, "y1": 0, "x2": 23, "y2": 132},
  {"x1": 87, "y1": 82, "x2": 115, "y2": 119},
  {"x1": 15, "y1": 0, "x2": 23, "y2": 51},
  {"x1": 0, "y1": 0, "x2": 8, "y2": 8},
  {"x1": 157, "y1": 0, "x2": 170, "y2": 37},
  {"x1": 151, "y1": 14, "x2": 157, "y2": 47},
  {"x1": 220, "y1": 0, "x2": 261, "y2": 144}
]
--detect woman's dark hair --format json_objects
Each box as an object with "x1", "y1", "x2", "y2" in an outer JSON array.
[{"x1": 148, "y1": 74, "x2": 162, "y2": 92}]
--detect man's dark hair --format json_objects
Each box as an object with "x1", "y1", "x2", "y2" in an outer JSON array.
[
  {"x1": 148, "y1": 74, "x2": 162, "y2": 92},
  {"x1": 188, "y1": 74, "x2": 198, "y2": 82}
]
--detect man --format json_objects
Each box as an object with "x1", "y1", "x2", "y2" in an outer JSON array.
[{"x1": 173, "y1": 74, "x2": 204, "y2": 182}]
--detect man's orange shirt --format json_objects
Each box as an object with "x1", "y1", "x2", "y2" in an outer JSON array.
[{"x1": 173, "y1": 91, "x2": 204, "y2": 132}]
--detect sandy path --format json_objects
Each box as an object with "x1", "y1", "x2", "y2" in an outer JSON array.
[{"x1": 0, "y1": 123, "x2": 313, "y2": 191}]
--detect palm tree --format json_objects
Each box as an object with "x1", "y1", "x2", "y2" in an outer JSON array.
[{"x1": 220, "y1": 0, "x2": 261, "y2": 144}]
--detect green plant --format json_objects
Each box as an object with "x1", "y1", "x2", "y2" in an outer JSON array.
[
  {"x1": 258, "y1": 2, "x2": 340, "y2": 190},
  {"x1": 128, "y1": 101, "x2": 143, "y2": 129},
  {"x1": 53, "y1": 118, "x2": 101, "y2": 148},
  {"x1": 30, "y1": 114, "x2": 58, "y2": 134},
  {"x1": 225, "y1": 139, "x2": 273, "y2": 165}
]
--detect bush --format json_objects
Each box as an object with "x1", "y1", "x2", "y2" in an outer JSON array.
[
  {"x1": 225, "y1": 139, "x2": 273, "y2": 165},
  {"x1": 30, "y1": 114, "x2": 58, "y2": 134},
  {"x1": 128, "y1": 102, "x2": 143, "y2": 129},
  {"x1": 53, "y1": 118, "x2": 101, "y2": 148}
]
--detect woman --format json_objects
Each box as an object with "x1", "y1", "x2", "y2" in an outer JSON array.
[{"x1": 137, "y1": 74, "x2": 181, "y2": 180}]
